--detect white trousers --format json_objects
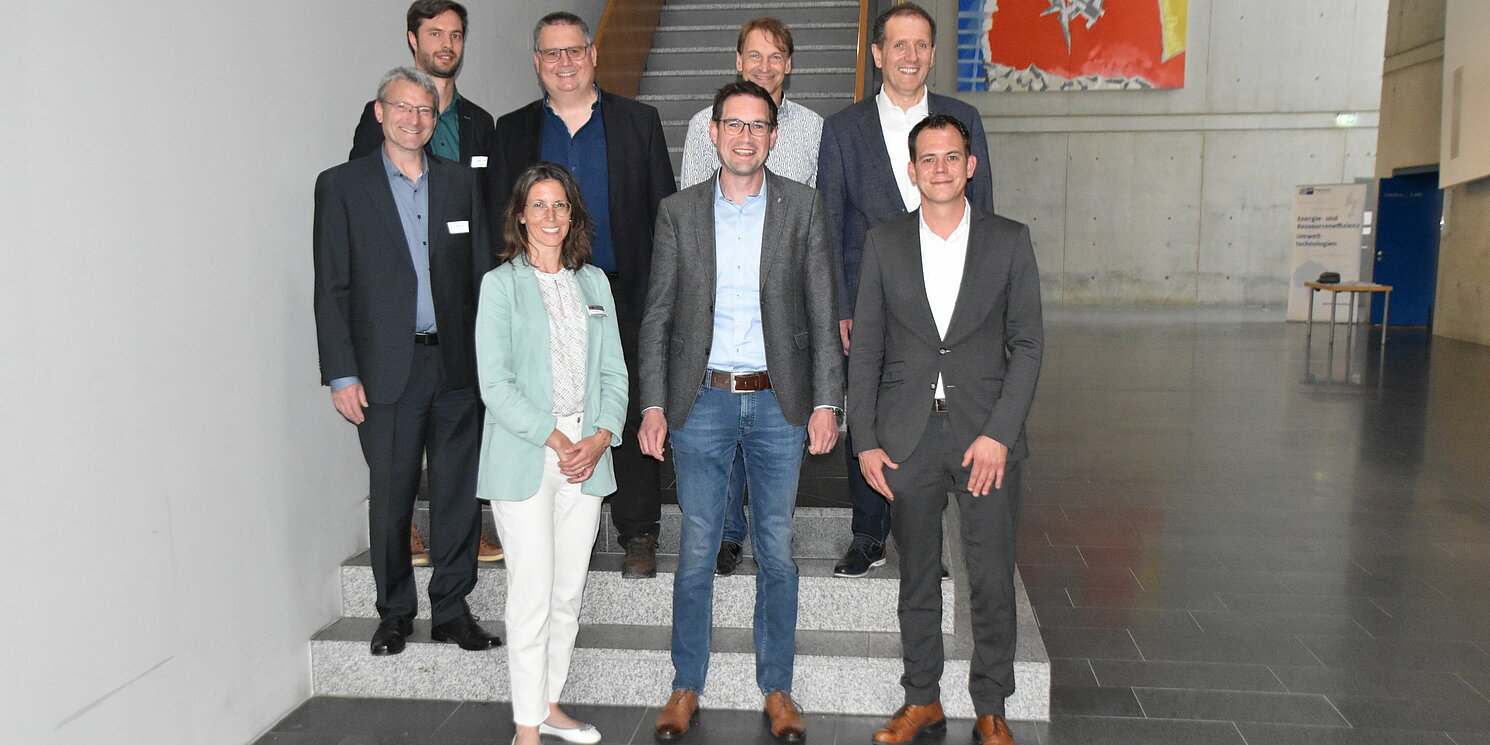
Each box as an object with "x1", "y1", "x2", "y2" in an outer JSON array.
[{"x1": 490, "y1": 412, "x2": 604, "y2": 726}]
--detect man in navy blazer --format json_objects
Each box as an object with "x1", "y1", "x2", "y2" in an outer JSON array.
[
  {"x1": 817, "y1": 2, "x2": 994, "y2": 578},
  {"x1": 313, "y1": 67, "x2": 499, "y2": 657},
  {"x1": 495, "y1": 11, "x2": 677, "y2": 578},
  {"x1": 347, "y1": 0, "x2": 505, "y2": 567}
]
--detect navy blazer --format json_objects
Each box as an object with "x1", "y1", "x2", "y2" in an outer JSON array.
[
  {"x1": 350, "y1": 96, "x2": 504, "y2": 257},
  {"x1": 494, "y1": 90, "x2": 676, "y2": 311},
  {"x1": 313, "y1": 152, "x2": 494, "y2": 404},
  {"x1": 816, "y1": 92, "x2": 995, "y2": 320}
]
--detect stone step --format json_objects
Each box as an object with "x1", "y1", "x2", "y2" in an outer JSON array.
[
  {"x1": 652, "y1": 24, "x2": 859, "y2": 50},
  {"x1": 639, "y1": 69, "x2": 856, "y2": 95},
  {"x1": 416, "y1": 503, "x2": 865, "y2": 560},
  {"x1": 637, "y1": 91, "x2": 854, "y2": 122},
  {"x1": 646, "y1": 45, "x2": 856, "y2": 71},
  {"x1": 311, "y1": 570, "x2": 1048, "y2": 720},
  {"x1": 660, "y1": 2, "x2": 860, "y2": 28},
  {"x1": 341, "y1": 550, "x2": 951, "y2": 634}
]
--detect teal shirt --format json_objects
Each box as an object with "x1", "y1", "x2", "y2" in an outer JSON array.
[{"x1": 430, "y1": 89, "x2": 462, "y2": 162}]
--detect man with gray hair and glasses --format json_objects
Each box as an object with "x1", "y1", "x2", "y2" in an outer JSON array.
[
  {"x1": 314, "y1": 66, "x2": 500, "y2": 658},
  {"x1": 495, "y1": 11, "x2": 676, "y2": 580}
]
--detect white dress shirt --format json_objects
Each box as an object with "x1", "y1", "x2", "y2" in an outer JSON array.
[
  {"x1": 920, "y1": 201, "x2": 971, "y2": 399},
  {"x1": 876, "y1": 85, "x2": 931, "y2": 211}
]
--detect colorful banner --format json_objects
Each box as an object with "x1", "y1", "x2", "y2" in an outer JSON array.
[{"x1": 958, "y1": 0, "x2": 1188, "y2": 92}]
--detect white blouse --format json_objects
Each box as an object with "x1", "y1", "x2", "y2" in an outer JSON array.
[{"x1": 533, "y1": 268, "x2": 588, "y2": 416}]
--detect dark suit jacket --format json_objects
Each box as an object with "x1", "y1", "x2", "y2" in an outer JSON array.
[
  {"x1": 817, "y1": 92, "x2": 995, "y2": 320},
  {"x1": 313, "y1": 151, "x2": 494, "y2": 405},
  {"x1": 847, "y1": 206, "x2": 1041, "y2": 463},
  {"x1": 350, "y1": 95, "x2": 504, "y2": 253},
  {"x1": 494, "y1": 90, "x2": 676, "y2": 310},
  {"x1": 639, "y1": 171, "x2": 843, "y2": 429}
]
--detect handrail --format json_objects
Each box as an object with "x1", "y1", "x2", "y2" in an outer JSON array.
[
  {"x1": 853, "y1": 0, "x2": 872, "y2": 101},
  {"x1": 593, "y1": 0, "x2": 665, "y2": 99}
]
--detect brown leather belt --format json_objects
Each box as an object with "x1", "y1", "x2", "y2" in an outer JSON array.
[
  {"x1": 706, "y1": 370, "x2": 772, "y2": 393},
  {"x1": 932, "y1": 398, "x2": 949, "y2": 412}
]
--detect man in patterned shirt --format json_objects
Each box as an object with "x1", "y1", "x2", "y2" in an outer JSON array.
[{"x1": 677, "y1": 17, "x2": 823, "y2": 578}]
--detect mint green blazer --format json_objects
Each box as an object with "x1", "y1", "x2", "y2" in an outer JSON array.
[{"x1": 474, "y1": 260, "x2": 628, "y2": 501}]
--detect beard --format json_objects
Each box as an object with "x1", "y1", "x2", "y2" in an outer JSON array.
[{"x1": 417, "y1": 49, "x2": 462, "y2": 79}]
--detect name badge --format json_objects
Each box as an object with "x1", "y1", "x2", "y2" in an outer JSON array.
[
  {"x1": 587, "y1": 305, "x2": 607, "y2": 317},
  {"x1": 470, "y1": 156, "x2": 488, "y2": 168},
  {"x1": 447, "y1": 220, "x2": 470, "y2": 234}
]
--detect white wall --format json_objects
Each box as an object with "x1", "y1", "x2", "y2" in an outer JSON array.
[
  {"x1": 933, "y1": 0, "x2": 1389, "y2": 305},
  {"x1": 1, "y1": 1, "x2": 602, "y2": 743}
]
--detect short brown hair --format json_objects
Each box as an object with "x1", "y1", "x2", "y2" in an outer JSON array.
[
  {"x1": 736, "y1": 17, "x2": 793, "y2": 58},
  {"x1": 711, "y1": 81, "x2": 778, "y2": 128},
  {"x1": 872, "y1": 2, "x2": 935, "y2": 48},
  {"x1": 499, "y1": 163, "x2": 594, "y2": 271}
]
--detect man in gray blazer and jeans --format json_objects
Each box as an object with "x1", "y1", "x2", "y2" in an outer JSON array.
[
  {"x1": 849, "y1": 114, "x2": 1042, "y2": 745},
  {"x1": 639, "y1": 81, "x2": 842, "y2": 742}
]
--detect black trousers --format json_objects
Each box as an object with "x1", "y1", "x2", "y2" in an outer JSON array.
[
  {"x1": 886, "y1": 412, "x2": 1022, "y2": 718},
  {"x1": 607, "y1": 274, "x2": 662, "y2": 539},
  {"x1": 357, "y1": 344, "x2": 480, "y2": 625}
]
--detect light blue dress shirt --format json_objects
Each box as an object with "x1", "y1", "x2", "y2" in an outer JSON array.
[
  {"x1": 329, "y1": 150, "x2": 437, "y2": 393},
  {"x1": 706, "y1": 178, "x2": 769, "y2": 373}
]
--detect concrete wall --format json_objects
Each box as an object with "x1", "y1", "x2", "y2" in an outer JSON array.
[
  {"x1": 1, "y1": 1, "x2": 601, "y2": 743},
  {"x1": 1375, "y1": 0, "x2": 1490, "y2": 346},
  {"x1": 931, "y1": 0, "x2": 1389, "y2": 305}
]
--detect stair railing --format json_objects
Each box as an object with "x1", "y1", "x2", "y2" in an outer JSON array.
[{"x1": 594, "y1": 0, "x2": 665, "y2": 98}]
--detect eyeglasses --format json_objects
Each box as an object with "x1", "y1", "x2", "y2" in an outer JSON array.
[
  {"x1": 715, "y1": 118, "x2": 773, "y2": 136},
  {"x1": 526, "y1": 200, "x2": 572, "y2": 216},
  {"x1": 536, "y1": 45, "x2": 589, "y2": 63},
  {"x1": 381, "y1": 99, "x2": 435, "y2": 118}
]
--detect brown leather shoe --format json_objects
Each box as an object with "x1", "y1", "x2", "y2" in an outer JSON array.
[
  {"x1": 763, "y1": 691, "x2": 805, "y2": 741},
  {"x1": 410, "y1": 524, "x2": 429, "y2": 566},
  {"x1": 478, "y1": 529, "x2": 504, "y2": 562},
  {"x1": 872, "y1": 702, "x2": 946, "y2": 744},
  {"x1": 655, "y1": 689, "x2": 698, "y2": 742},
  {"x1": 972, "y1": 715, "x2": 1015, "y2": 745},
  {"x1": 622, "y1": 534, "x2": 658, "y2": 578}
]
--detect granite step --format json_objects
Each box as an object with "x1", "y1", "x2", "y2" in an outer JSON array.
[
  {"x1": 659, "y1": 3, "x2": 860, "y2": 28},
  {"x1": 340, "y1": 549, "x2": 952, "y2": 634},
  {"x1": 311, "y1": 569, "x2": 1048, "y2": 720}
]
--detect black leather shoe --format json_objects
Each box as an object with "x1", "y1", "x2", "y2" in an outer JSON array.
[
  {"x1": 371, "y1": 615, "x2": 412, "y2": 656},
  {"x1": 833, "y1": 539, "x2": 886, "y2": 578},
  {"x1": 716, "y1": 541, "x2": 743, "y2": 576},
  {"x1": 622, "y1": 534, "x2": 659, "y2": 579},
  {"x1": 431, "y1": 613, "x2": 502, "y2": 651}
]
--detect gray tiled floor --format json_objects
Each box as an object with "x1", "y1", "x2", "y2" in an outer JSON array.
[{"x1": 256, "y1": 308, "x2": 1490, "y2": 744}]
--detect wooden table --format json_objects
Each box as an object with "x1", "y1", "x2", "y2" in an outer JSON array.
[{"x1": 1305, "y1": 281, "x2": 1393, "y2": 351}]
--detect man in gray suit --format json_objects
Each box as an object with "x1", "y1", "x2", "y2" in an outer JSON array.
[
  {"x1": 849, "y1": 114, "x2": 1042, "y2": 745},
  {"x1": 639, "y1": 81, "x2": 842, "y2": 743}
]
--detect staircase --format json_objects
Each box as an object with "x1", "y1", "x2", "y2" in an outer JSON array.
[
  {"x1": 310, "y1": 503, "x2": 1050, "y2": 719},
  {"x1": 637, "y1": 1, "x2": 862, "y2": 178}
]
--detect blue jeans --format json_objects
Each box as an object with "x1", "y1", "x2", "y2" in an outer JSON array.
[
  {"x1": 722, "y1": 447, "x2": 748, "y2": 545},
  {"x1": 669, "y1": 384, "x2": 805, "y2": 695}
]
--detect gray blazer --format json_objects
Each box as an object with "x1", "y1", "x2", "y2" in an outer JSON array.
[
  {"x1": 639, "y1": 171, "x2": 843, "y2": 429},
  {"x1": 847, "y1": 206, "x2": 1042, "y2": 462}
]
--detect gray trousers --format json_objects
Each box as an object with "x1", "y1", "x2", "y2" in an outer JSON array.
[{"x1": 885, "y1": 412, "x2": 1022, "y2": 718}]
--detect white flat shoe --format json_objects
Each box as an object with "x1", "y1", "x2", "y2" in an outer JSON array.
[{"x1": 538, "y1": 720, "x2": 602, "y2": 744}]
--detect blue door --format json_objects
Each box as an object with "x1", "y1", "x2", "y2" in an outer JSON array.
[{"x1": 1371, "y1": 172, "x2": 1441, "y2": 325}]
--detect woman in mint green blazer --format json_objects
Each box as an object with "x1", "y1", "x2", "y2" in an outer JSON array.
[{"x1": 475, "y1": 163, "x2": 627, "y2": 745}]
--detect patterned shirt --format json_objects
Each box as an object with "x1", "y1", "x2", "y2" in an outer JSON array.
[
  {"x1": 679, "y1": 97, "x2": 823, "y2": 188},
  {"x1": 533, "y1": 268, "x2": 588, "y2": 416}
]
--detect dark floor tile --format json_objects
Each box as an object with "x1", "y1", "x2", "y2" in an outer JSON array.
[
  {"x1": 1234, "y1": 722, "x2": 1454, "y2": 744},
  {"x1": 272, "y1": 697, "x2": 460, "y2": 736},
  {"x1": 1066, "y1": 587, "x2": 1227, "y2": 612},
  {"x1": 1044, "y1": 715, "x2": 1247, "y2": 744},
  {"x1": 1298, "y1": 637, "x2": 1490, "y2": 676},
  {"x1": 1019, "y1": 565, "x2": 1144, "y2": 592},
  {"x1": 1051, "y1": 657, "x2": 1099, "y2": 687},
  {"x1": 1331, "y1": 693, "x2": 1490, "y2": 732},
  {"x1": 1090, "y1": 659, "x2": 1285, "y2": 692},
  {"x1": 680, "y1": 707, "x2": 836, "y2": 745},
  {"x1": 1189, "y1": 610, "x2": 1371, "y2": 638},
  {"x1": 1449, "y1": 734, "x2": 1490, "y2": 745},
  {"x1": 1039, "y1": 627, "x2": 1143, "y2": 660},
  {"x1": 1270, "y1": 665, "x2": 1483, "y2": 700},
  {"x1": 1129, "y1": 629, "x2": 1321, "y2": 666},
  {"x1": 251, "y1": 734, "x2": 346, "y2": 745},
  {"x1": 1051, "y1": 686, "x2": 1144, "y2": 717},
  {"x1": 1133, "y1": 688, "x2": 1346, "y2": 726},
  {"x1": 1018, "y1": 543, "x2": 1088, "y2": 567},
  {"x1": 1035, "y1": 604, "x2": 1198, "y2": 634},
  {"x1": 1275, "y1": 571, "x2": 1450, "y2": 600}
]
